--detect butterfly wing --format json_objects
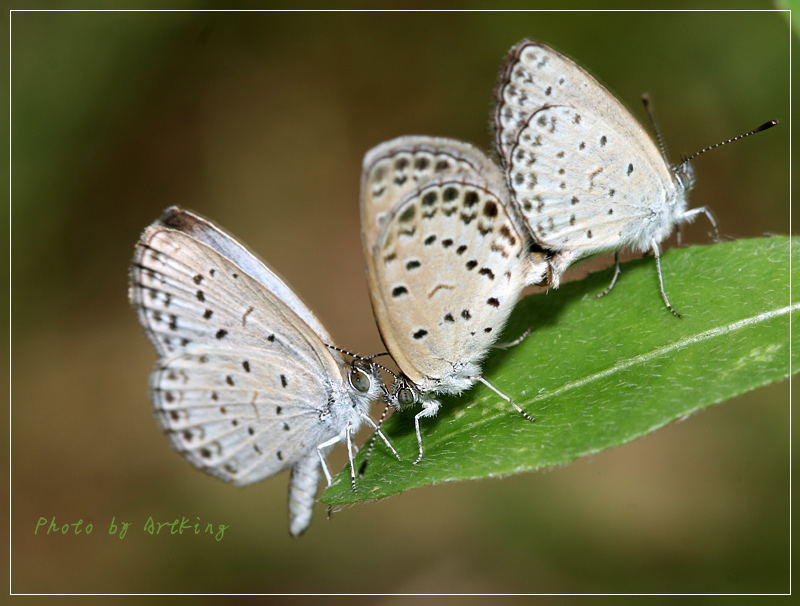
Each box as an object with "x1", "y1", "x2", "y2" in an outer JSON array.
[
  {"x1": 494, "y1": 40, "x2": 656, "y2": 165},
  {"x1": 361, "y1": 139, "x2": 532, "y2": 393},
  {"x1": 131, "y1": 209, "x2": 355, "y2": 480},
  {"x1": 149, "y1": 206, "x2": 333, "y2": 342},
  {"x1": 130, "y1": 208, "x2": 373, "y2": 535},
  {"x1": 494, "y1": 41, "x2": 685, "y2": 256},
  {"x1": 361, "y1": 136, "x2": 508, "y2": 245}
]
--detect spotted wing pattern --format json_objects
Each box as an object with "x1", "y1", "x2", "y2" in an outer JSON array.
[
  {"x1": 361, "y1": 136, "x2": 509, "y2": 250},
  {"x1": 130, "y1": 207, "x2": 378, "y2": 536},
  {"x1": 362, "y1": 140, "x2": 535, "y2": 394},
  {"x1": 493, "y1": 40, "x2": 687, "y2": 259}
]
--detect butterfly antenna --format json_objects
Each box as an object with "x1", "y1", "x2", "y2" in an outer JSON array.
[
  {"x1": 680, "y1": 120, "x2": 778, "y2": 165},
  {"x1": 327, "y1": 345, "x2": 398, "y2": 373},
  {"x1": 373, "y1": 363, "x2": 398, "y2": 380},
  {"x1": 325, "y1": 344, "x2": 364, "y2": 359},
  {"x1": 363, "y1": 352, "x2": 399, "y2": 380},
  {"x1": 642, "y1": 94, "x2": 671, "y2": 165}
]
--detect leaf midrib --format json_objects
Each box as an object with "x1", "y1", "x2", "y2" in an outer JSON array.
[{"x1": 435, "y1": 302, "x2": 796, "y2": 440}]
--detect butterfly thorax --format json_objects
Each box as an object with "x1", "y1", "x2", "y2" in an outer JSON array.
[
  {"x1": 421, "y1": 358, "x2": 481, "y2": 396},
  {"x1": 387, "y1": 359, "x2": 480, "y2": 411},
  {"x1": 625, "y1": 161, "x2": 692, "y2": 253}
]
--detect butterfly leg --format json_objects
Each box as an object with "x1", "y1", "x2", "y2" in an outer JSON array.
[
  {"x1": 345, "y1": 423, "x2": 359, "y2": 493},
  {"x1": 316, "y1": 434, "x2": 344, "y2": 486},
  {"x1": 358, "y1": 405, "x2": 395, "y2": 479},
  {"x1": 652, "y1": 240, "x2": 682, "y2": 318},
  {"x1": 681, "y1": 206, "x2": 720, "y2": 242},
  {"x1": 361, "y1": 414, "x2": 402, "y2": 461},
  {"x1": 595, "y1": 251, "x2": 621, "y2": 298},
  {"x1": 477, "y1": 377, "x2": 535, "y2": 422},
  {"x1": 494, "y1": 327, "x2": 532, "y2": 350},
  {"x1": 413, "y1": 400, "x2": 441, "y2": 465}
]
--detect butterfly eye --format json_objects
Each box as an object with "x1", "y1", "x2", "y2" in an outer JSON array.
[
  {"x1": 674, "y1": 160, "x2": 695, "y2": 190},
  {"x1": 349, "y1": 368, "x2": 372, "y2": 393},
  {"x1": 397, "y1": 387, "x2": 416, "y2": 407}
]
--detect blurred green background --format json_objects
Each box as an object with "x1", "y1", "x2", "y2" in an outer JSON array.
[{"x1": 11, "y1": 7, "x2": 791, "y2": 595}]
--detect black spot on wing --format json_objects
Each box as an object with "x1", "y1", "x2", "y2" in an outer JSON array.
[{"x1": 399, "y1": 205, "x2": 416, "y2": 223}]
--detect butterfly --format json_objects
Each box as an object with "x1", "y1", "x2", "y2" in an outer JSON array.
[
  {"x1": 129, "y1": 207, "x2": 396, "y2": 537},
  {"x1": 493, "y1": 39, "x2": 776, "y2": 317},
  {"x1": 360, "y1": 137, "x2": 547, "y2": 463}
]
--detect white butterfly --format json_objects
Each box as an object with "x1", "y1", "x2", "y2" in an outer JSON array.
[
  {"x1": 361, "y1": 137, "x2": 546, "y2": 462},
  {"x1": 129, "y1": 207, "x2": 396, "y2": 537},
  {"x1": 494, "y1": 40, "x2": 775, "y2": 317}
]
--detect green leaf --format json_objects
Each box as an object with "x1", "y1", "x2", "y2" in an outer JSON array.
[{"x1": 322, "y1": 236, "x2": 795, "y2": 504}]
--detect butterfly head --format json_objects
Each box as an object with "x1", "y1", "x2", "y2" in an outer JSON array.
[
  {"x1": 385, "y1": 375, "x2": 420, "y2": 411},
  {"x1": 673, "y1": 157, "x2": 695, "y2": 193},
  {"x1": 347, "y1": 358, "x2": 384, "y2": 401}
]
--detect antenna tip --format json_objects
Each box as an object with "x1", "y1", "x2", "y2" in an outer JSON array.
[{"x1": 756, "y1": 120, "x2": 779, "y2": 132}]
